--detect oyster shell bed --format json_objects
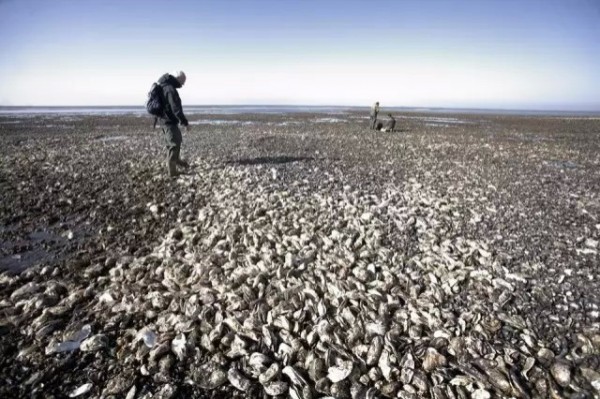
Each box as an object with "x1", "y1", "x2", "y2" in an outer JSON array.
[{"x1": 1, "y1": 112, "x2": 599, "y2": 398}]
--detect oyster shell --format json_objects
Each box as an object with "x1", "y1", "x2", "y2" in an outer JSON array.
[
  {"x1": 550, "y1": 360, "x2": 571, "y2": 387},
  {"x1": 228, "y1": 368, "x2": 252, "y2": 392}
]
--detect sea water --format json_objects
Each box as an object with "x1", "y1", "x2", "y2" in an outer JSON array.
[{"x1": 0, "y1": 106, "x2": 598, "y2": 117}]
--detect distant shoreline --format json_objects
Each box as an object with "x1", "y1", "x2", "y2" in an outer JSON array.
[{"x1": 1, "y1": 105, "x2": 599, "y2": 117}]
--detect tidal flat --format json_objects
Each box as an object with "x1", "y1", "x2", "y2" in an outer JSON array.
[{"x1": 0, "y1": 110, "x2": 599, "y2": 398}]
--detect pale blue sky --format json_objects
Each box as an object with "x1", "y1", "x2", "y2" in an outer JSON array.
[{"x1": 0, "y1": 0, "x2": 599, "y2": 110}]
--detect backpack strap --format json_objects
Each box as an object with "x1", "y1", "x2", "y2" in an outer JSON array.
[{"x1": 154, "y1": 81, "x2": 165, "y2": 128}]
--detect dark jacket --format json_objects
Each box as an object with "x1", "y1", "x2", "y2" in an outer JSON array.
[
  {"x1": 158, "y1": 74, "x2": 188, "y2": 126},
  {"x1": 384, "y1": 115, "x2": 396, "y2": 131}
]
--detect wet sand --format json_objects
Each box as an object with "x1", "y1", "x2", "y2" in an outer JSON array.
[{"x1": 0, "y1": 111, "x2": 599, "y2": 398}]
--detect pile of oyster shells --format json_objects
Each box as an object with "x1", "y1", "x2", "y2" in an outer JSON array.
[{"x1": 2, "y1": 158, "x2": 599, "y2": 399}]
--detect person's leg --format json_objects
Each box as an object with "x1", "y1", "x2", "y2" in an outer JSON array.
[
  {"x1": 175, "y1": 150, "x2": 189, "y2": 168},
  {"x1": 167, "y1": 148, "x2": 178, "y2": 176},
  {"x1": 163, "y1": 124, "x2": 182, "y2": 176},
  {"x1": 170, "y1": 127, "x2": 189, "y2": 168}
]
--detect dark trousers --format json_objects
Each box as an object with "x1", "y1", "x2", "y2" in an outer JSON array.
[
  {"x1": 162, "y1": 123, "x2": 182, "y2": 163},
  {"x1": 161, "y1": 123, "x2": 184, "y2": 176}
]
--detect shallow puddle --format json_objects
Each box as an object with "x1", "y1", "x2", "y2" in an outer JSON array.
[
  {"x1": 95, "y1": 135, "x2": 129, "y2": 142},
  {"x1": 312, "y1": 117, "x2": 347, "y2": 123},
  {"x1": 188, "y1": 120, "x2": 253, "y2": 125},
  {"x1": 0, "y1": 248, "x2": 52, "y2": 274},
  {"x1": 425, "y1": 123, "x2": 450, "y2": 127},
  {"x1": 0, "y1": 228, "x2": 70, "y2": 273},
  {"x1": 545, "y1": 160, "x2": 578, "y2": 169}
]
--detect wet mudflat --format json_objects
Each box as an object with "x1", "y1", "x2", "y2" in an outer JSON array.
[{"x1": 0, "y1": 111, "x2": 599, "y2": 398}]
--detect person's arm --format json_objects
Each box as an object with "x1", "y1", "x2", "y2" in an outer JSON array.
[{"x1": 167, "y1": 89, "x2": 188, "y2": 126}]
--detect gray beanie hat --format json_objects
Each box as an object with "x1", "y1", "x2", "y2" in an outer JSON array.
[{"x1": 173, "y1": 70, "x2": 186, "y2": 86}]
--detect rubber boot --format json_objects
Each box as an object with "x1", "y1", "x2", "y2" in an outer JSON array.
[{"x1": 168, "y1": 160, "x2": 178, "y2": 177}]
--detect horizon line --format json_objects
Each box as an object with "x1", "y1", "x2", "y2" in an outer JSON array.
[{"x1": 1, "y1": 104, "x2": 600, "y2": 113}]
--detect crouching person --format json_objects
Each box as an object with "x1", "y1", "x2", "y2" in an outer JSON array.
[
  {"x1": 158, "y1": 71, "x2": 189, "y2": 177},
  {"x1": 382, "y1": 114, "x2": 396, "y2": 132},
  {"x1": 375, "y1": 114, "x2": 396, "y2": 132}
]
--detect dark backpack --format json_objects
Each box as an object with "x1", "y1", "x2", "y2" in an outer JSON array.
[{"x1": 146, "y1": 83, "x2": 164, "y2": 127}]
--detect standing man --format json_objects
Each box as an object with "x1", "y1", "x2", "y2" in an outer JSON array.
[
  {"x1": 158, "y1": 71, "x2": 189, "y2": 177},
  {"x1": 370, "y1": 101, "x2": 380, "y2": 129}
]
